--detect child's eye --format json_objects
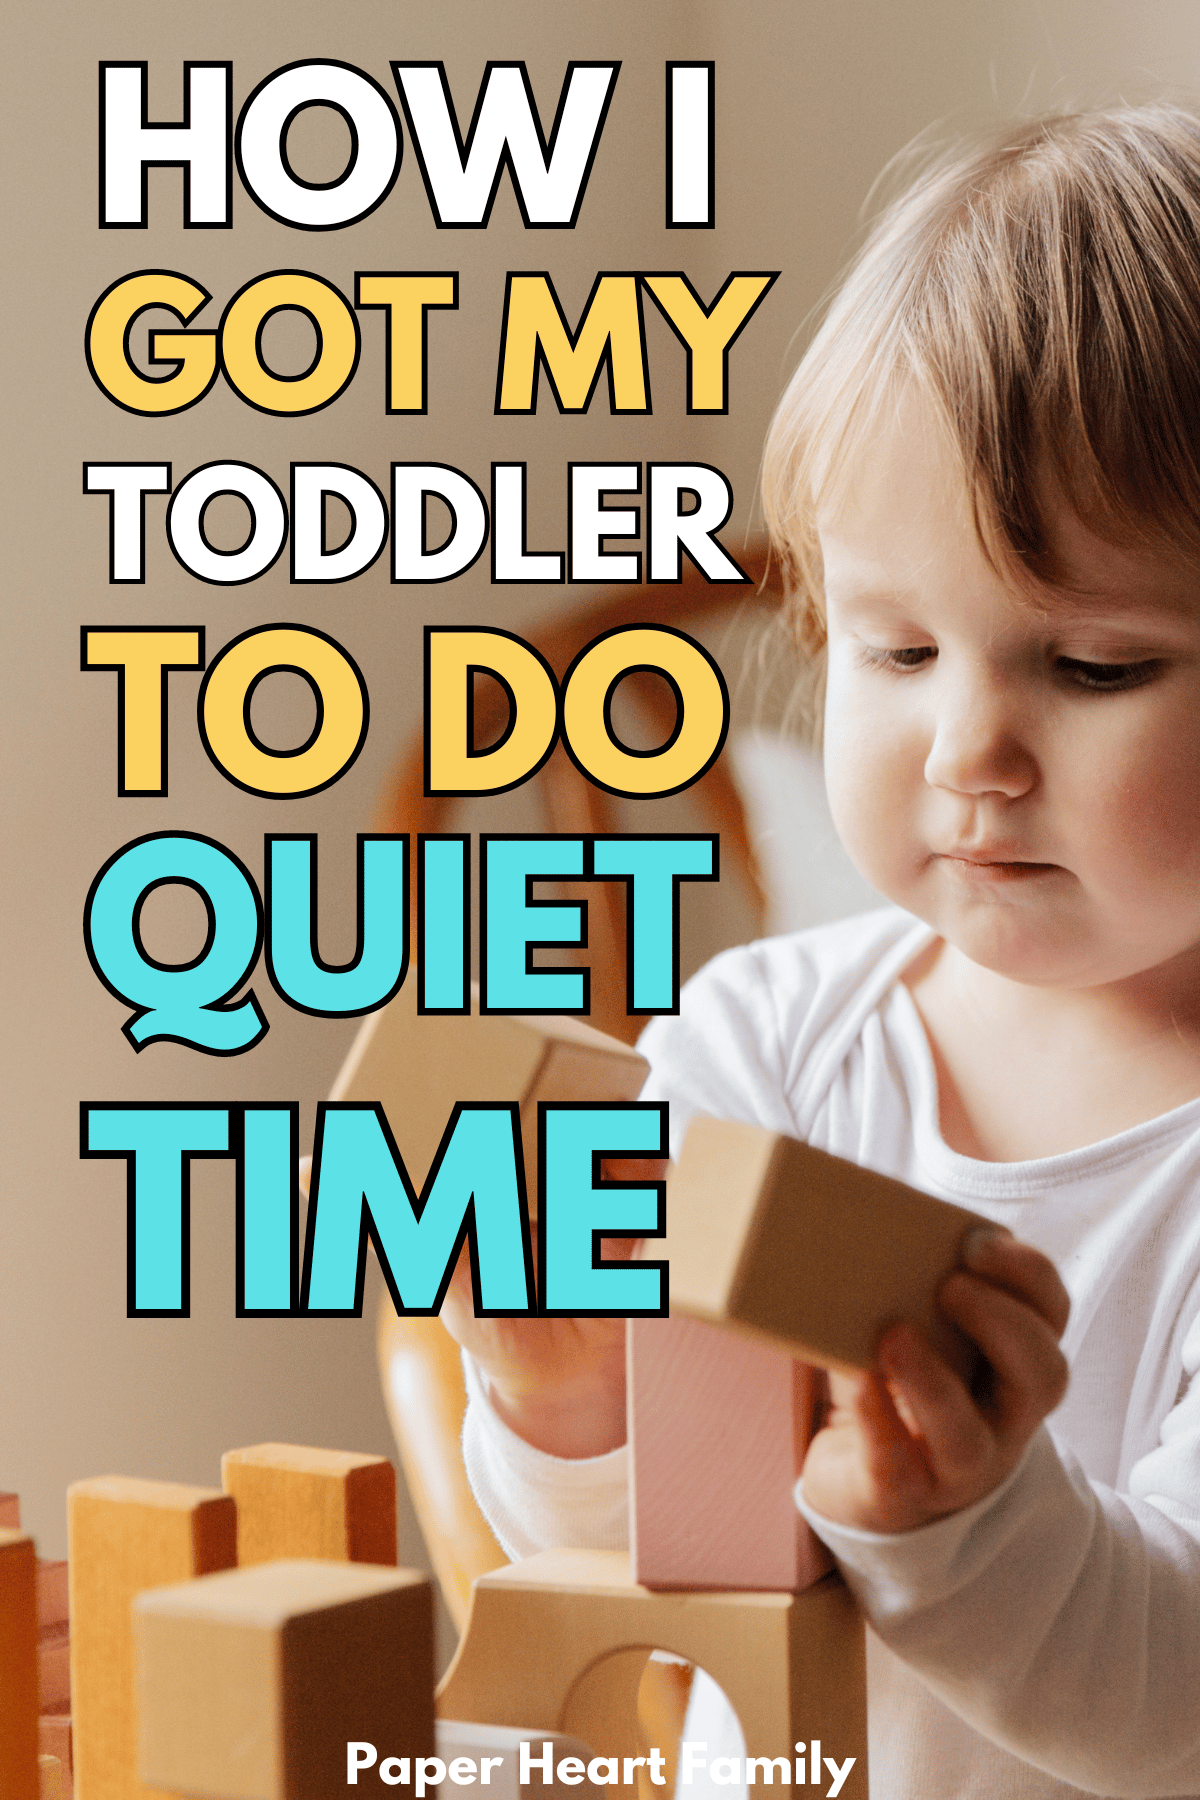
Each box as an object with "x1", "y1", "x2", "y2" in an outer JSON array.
[
  {"x1": 857, "y1": 644, "x2": 936, "y2": 672},
  {"x1": 1057, "y1": 656, "x2": 1162, "y2": 692}
]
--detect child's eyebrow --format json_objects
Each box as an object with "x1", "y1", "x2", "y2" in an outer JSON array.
[{"x1": 1035, "y1": 584, "x2": 1200, "y2": 628}]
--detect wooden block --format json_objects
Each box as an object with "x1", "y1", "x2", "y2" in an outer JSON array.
[
  {"x1": 438, "y1": 1549, "x2": 866, "y2": 1796},
  {"x1": 38, "y1": 1625, "x2": 70, "y2": 1712},
  {"x1": 221, "y1": 1444, "x2": 397, "y2": 1567},
  {"x1": 39, "y1": 1754, "x2": 61, "y2": 1800},
  {"x1": 37, "y1": 1718, "x2": 71, "y2": 1800},
  {"x1": 0, "y1": 1530, "x2": 39, "y2": 1800},
  {"x1": 628, "y1": 1316, "x2": 831, "y2": 1592},
  {"x1": 436, "y1": 1722, "x2": 602, "y2": 1799},
  {"x1": 332, "y1": 981, "x2": 648, "y2": 1205},
  {"x1": 36, "y1": 1561, "x2": 68, "y2": 1634},
  {"x1": 67, "y1": 1476, "x2": 237, "y2": 1800},
  {"x1": 665, "y1": 1118, "x2": 991, "y2": 1380},
  {"x1": 134, "y1": 1559, "x2": 434, "y2": 1799},
  {"x1": 0, "y1": 1494, "x2": 21, "y2": 1529}
]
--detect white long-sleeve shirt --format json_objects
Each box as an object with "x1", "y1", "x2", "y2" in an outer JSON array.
[{"x1": 463, "y1": 910, "x2": 1200, "y2": 1800}]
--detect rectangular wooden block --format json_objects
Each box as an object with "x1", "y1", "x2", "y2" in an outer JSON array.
[
  {"x1": 38, "y1": 1625, "x2": 71, "y2": 1712},
  {"x1": 37, "y1": 1718, "x2": 71, "y2": 1800},
  {"x1": 628, "y1": 1316, "x2": 831, "y2": 1592},
  {"x1": 221, "y1": 1444, "x2": 397, "y2": 1567},
  {"x1": 332, "y1": 982, "x2": 648, "y2": 1206},
  {"x1": 67, "y1": 1476, "x2": 237, "y2": 1800},
  {"x1": 437, "y1": 1548, "x2": 865, "y2": 1792},
  {"x1": 0, "y1": 1530, "x2": 39, "y2": 1800},
  {"x1": 134, "y1": 1559, "x2": 434, "y2": 1800},
  {"x1": 36, "y1": 1561, "x2": 69, "y2": 1634},
  {"x1": 665, "y1": 1118, "x2": 991, "y2": 1380}
]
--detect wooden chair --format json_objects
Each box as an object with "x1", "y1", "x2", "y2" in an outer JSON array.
[{"x1": 375, "y1": 547, "x2": 782, "y2": 1666}]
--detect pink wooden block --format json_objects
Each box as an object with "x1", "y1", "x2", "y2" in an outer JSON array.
[{"x1": 628, "y1": 1316, "x2": 833, "y2": 1592}]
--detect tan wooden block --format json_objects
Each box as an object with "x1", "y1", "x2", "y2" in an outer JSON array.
[
  {"x1": 38, "y1": 1625, "x2": 71, "y2": 1712},
  {"x1": 435, "y1": 1722, "x2": 603, "y2": 1799},
  {"x1": 0, "y1": 1494, "x2": 21, "y2": 1529},
  {"x1": 0, "y1": 1530, "x2": 39, "y2": 1800},
  {"x1": 134, "y1": 1559, "x2": 434, "y2": 1800},
  {"x1": 628, "y1": 1316, "x2": 831, "y2": 1592},
  {"x1": 332, "y1": 981, "x2": 648, "y2": 1205},
  {"x1": 36, "y1": 1561, "x2": 69, "y2": 1634},
  {"x1": 665, "y1": 1118, "x2": 991, "y2": 1380},
  {"x1": 39, "y1": 1753, "x2": 62, "y2": 1800},
  {"x1": 438, "y1": 1549, "x2": 865, "y2": 1795},
  {"x1": 221, "y1": 1444, "x2": 397, "y2": 1568},
  {"x1": 37, "y1": 1718, "x2": 72, "y2": 1800},
  {"x1": 67, "y1": 1476, "x2": 237, "y2": 1800}
]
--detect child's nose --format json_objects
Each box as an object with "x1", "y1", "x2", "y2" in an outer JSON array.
[{"x1": 922, "y1": 679, "x2": 1037, "y2": 799}]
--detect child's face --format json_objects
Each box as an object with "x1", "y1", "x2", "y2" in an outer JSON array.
[{"x1": 818, "y1": 396, "x2": 1200, "y2": 990}]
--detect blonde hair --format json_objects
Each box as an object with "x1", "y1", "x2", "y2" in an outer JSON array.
[{"x1": 763, "y1": 103, "x2": 1200, "y2": 661}]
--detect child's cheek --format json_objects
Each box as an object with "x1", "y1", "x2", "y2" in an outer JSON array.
[{"x1": 822, "y1": 677, "x2": 920, "y2": 896}]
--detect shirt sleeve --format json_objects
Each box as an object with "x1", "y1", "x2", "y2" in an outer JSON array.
[
  {"x1": 460, "y1": 1351, "x2": 630, "y2": 1561},
  {"x1": 796, "y1": 1389, "x2": 1200, "y2": 1798}
]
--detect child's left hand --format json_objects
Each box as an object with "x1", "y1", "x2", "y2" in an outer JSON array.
[{"x1": 801, "y1": 1231, "x2": 1071, "y2": 1534}]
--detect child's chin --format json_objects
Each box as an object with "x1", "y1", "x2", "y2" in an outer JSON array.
[{"x1": 921, "y1": 886, "x2": 1096, "y2": 984}]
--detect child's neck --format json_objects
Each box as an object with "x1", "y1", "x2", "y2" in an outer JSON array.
[{"x1": 904, "y1": 939, "x2": 1200, "y2": 1162}]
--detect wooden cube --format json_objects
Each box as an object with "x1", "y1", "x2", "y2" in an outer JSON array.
[
  {"x1": 221, "y1": 1444, "x2": 397, "y2": 1568},
  {"x1": 628, "y1": 1316, "x2": 831, "y2": 1591},
  {"x1": 134, "y1": 1559, "x2": 434, "y2": 1800},
  {"x1": 332, "y1": 982, "x2": 648, "y2": 1206},
  {"x1": 665, "y1": 1118, "x2": 990, "y2": 1380}
]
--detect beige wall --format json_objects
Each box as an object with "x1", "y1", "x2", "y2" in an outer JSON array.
[{"x1": 3, "y1": 0, "x2": 1197, "y2": 1623}]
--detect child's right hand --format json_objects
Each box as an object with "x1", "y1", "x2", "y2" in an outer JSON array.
[
  {"x1": 439, "y1": 1261, "x2": 630, "y2": 1458},
  {"x1": 301, "y1": 1153, "x2": 647, "y2": 1460},
  {"x1": 440, "y1": 1153, "x2": 666, "y2": 1460}
]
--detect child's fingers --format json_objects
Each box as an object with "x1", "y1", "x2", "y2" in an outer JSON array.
[
  {"x1": 961, "y1": 1230, "x2": 1070, "y2": 1335},
  {"x1": 875, "y1": 1321, "x2": 993, "y2": 1479},
  {"x1": 939, "y1": 1269, "x2": 1070, "y2": 1430},
  {"x1": 852, "y1": 1364, "x2": 938, "y2": 1488},
  {"x1": 802, "y1": 1368, "x2": 936, "y2": 1528}
]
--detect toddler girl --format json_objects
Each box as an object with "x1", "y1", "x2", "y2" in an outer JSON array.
[{"x1": 446, "y1": 105, "x2": 1200, "y2": 1799}]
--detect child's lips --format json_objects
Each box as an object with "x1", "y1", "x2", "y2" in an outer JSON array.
[{"x1": 936, "y1": 846, "x2": 1060, "y2": 880}]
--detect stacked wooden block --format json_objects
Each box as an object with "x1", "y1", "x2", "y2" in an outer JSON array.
[
  {"x1": 0, "y1": 1449, "x2": 428, "y2": 1800},
  {"x1": 2, "y1": 998, "x2": 996, "y2": 1800},
  {"x1": 2, "y1": 1443, "x2": 598, "y2": 1800},
  {"x1": 629, "y1": 1114, "x2": 986, "y2": 1593},
  {"x1": 67, "y1": 1446, "x2": 429, "y2": 1800},
  {"x1": 337, "y1": 992, "x2": 993, "y2": 1799},
  {"x1": 339, "y1": 1002, "x2": 863, "y2": 1790}
]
